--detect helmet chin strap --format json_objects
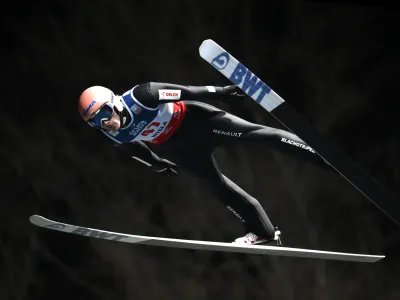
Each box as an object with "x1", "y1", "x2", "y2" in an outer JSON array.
[
  {"x1": 119, "y1": 110, "x2": 127, "y2": 126},
  {"x1": 113, "y1": 95, "x2": 127, "y2": 126}
]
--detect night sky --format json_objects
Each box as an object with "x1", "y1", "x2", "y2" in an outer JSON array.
[{"x1": 2, "y1": 1, "x2": 400, "y2": 299}]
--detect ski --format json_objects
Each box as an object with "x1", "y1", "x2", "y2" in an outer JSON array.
[
  {"x1": 30, "y1": 215, "x2": 384, "y2": 263},
  {"x1": 199, "y1": 39, "x2": 400, "y2": 228}
]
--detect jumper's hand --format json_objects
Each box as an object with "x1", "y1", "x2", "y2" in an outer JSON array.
[
  {"x1": 152, "y1": 158, "x2": 179, "y2": 177},
  {"x1": 222, "y1": 85, "x2": 246, "y2": 102}
]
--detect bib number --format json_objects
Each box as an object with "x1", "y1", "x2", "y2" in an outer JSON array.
[{"x1": 141, "y1": 122, "x2": 160, "y2": 137}]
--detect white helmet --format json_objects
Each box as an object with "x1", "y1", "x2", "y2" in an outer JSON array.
[{"x1": 78, "y1": 86, "x2": 123, "y2": 127}]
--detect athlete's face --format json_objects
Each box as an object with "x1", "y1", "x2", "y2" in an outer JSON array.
[{"x1": 101, "y1": 109, "x2": 121, "y2": 132}]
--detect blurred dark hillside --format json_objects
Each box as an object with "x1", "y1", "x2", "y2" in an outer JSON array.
[{"x1": 1, "y1": 1, "x2": 399, "y2": 299}]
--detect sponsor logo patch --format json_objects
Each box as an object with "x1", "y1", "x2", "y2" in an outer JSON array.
[
  {"x1": 227, "y1": 206, "x2": 245, "y2": 223},
  {"x1": 130, "y1": 103, "x2": 143, "y2": 115},
  {"x1": 281, "y1": 137, "x2": 315, "y2": 153},
  {"x1": 129, "y1": 121, "x2": 148, "y2": 136},
  {"x1": 158, "y1": 89, "x2": 181, "y2": 100},
  {"x1": 213, "y1": 129, "x2": 242, "y2": 137}
]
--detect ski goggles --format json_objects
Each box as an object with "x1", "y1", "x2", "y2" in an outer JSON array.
[{"x1": 87, "y1": 102, "x2": 115, "y2": 127}]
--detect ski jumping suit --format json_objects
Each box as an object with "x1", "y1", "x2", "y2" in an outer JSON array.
[{"x1": 101, "y1": 82, "x2": 332, "y2": 239}]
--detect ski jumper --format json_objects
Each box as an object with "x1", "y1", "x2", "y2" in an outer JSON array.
[{"x1": 105, "y1": 82, "x2": 332, "y2": 239}]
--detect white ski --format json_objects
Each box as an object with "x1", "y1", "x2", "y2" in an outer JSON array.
[
  {"x1": 30, "y1": 215, "x2": 384, "y2": 263},
  {"x1": 199, "y1": 39, "x2": 400, "y2": 228}
]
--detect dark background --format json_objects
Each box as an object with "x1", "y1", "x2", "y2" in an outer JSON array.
[{"x1": 2, "y1": 0, "x2": 400, "y2": 299}]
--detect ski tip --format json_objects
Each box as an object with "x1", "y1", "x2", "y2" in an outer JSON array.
[
  {"x1": 199, "y1": 39, "x2": 218, "y2": 58},
  {"x1": 29, "y1": 215, "x2": 38, "y2": 223},
  {"x1": 199, "y1": 39, "x2": 214, "y2": 48},
  {"x1": 29, "y1": 214, "x2": 44, "y2": 224}
]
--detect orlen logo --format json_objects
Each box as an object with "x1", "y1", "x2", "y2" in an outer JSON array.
[
  {"x1": 211, "y1": 52, "x2": 230, "y2": 70},
  {"x1": 163, "y1": 92, "x2": 178, "y2": 97},
  {"x1": 83, "y1": 100, "x2": 96, "y2": 116},
  {"x1": 158, "y1": 89, "x2": 181, "y2": 100}
]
